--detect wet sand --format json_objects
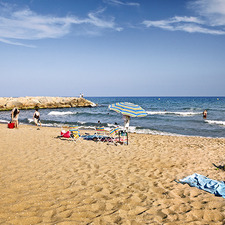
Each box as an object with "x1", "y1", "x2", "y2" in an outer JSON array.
[{"x1": 0, "y1": 124, "x2": 225, "y2": 224}]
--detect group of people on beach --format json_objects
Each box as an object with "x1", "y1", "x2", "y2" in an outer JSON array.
[{"x1": 10, "y1": 107, "x2": 41, "y2": 128}]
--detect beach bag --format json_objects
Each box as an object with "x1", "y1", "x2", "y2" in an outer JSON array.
[
  {"x1": 8, "y1": 122, "x2": 15, "y2": 129},
  {"x1": 61, "y1": 130, "x2": 71, "y2": 138}
]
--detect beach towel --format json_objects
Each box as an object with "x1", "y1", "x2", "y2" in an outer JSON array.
[
  {"x1": 176, "y1": 173, "x2": 225, "y2": 198},
  {"x1": 81, "y1": 134, "x2": 111, "y2": 142}
]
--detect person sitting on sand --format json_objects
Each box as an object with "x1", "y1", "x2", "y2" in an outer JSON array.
[
  {"x1": 11, "y1": 107, "x2": 20, "y2": 128},
  {"x1": 33, "y1": 108, "x2": 42, "y2": 127},
  {"x1": 203, "y1": 110, "x2": 207, "y2": 119}
]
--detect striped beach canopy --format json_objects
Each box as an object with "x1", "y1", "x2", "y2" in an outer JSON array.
[
  {"x1": 96, "y1": 126, "x2": 105, "y2": 132},
  {"x1": 110, "y1": 127, "x2": 120, "y2": 135},
  {"x1": 108, "y1": 102, "x2": 147, "y2": 117},
  {"x1": 69, "y1": 126, "x2": 79, "y2": 131}
]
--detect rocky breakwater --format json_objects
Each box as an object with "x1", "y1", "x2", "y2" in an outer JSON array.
[{"x1": 0, "y1": 97, "x2": 96, "y2": 111}]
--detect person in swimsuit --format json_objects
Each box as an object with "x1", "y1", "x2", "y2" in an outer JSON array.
[
  {"x1": 33, "y1": 108, "x2": 42, "y2": 127},
  {"x1": 11, "y1": 107, "x2": 20, "y2": 128},
  {"x1": 203, "y1": 110, "x2": 207, "y2": 119}
]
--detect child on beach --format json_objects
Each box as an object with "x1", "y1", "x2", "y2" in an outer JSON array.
[{"x1": 33, "y1": 108, "x2": 42, "y2": 127}]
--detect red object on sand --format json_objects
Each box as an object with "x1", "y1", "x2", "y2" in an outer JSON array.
[
  {"x1": 8, "y1": 123, "x2": 15, "y2": 129},
  {"x1": 61, "y1": 131, "x2": 71, "y2": 138}
]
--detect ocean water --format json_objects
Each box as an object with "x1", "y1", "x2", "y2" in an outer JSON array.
[{"x1": 0, "y1": 97, "x2": 224, "y2": 138}]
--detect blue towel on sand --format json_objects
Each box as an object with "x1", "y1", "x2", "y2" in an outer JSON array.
[
  {"x1": 82, "y1": 134, "x2": 108, "y2": 140},
  {"x1": 177, "y1": 173, "x2": 225, "y2": 198}
]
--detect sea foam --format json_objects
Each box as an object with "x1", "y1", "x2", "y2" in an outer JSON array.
[
  {"x1": 205, "y1": 120, "x2": 225, "y2": 126},
  {"x1": 48, "y1": 111, "x2": 77, "y2": 116},
  {"x1": 147, "y1": 111, "x2": 201, "y2": 116},
  {"x1": 0, "y1": 119, "x2": 9, "y2": 123}
]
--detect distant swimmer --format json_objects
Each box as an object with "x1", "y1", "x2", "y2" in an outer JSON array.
[{"x1": 203, "y1": 110, "x2": 207, "y2": 119}]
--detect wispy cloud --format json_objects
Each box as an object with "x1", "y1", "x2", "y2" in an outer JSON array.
[
  {"x1": 85, "y1": 8, "x2": 122, "y2": 31},
  {"x1": 0, "y1": 38, "x2": 36, "y2": 48},
  {"x1": 143, "y1": 0, "x2": 225, "y2": 35},
  {"x1": 189, "y1": 0, "x2": 225, "y2": 26},
  {"x1": 0, "y1": 4, "x2": 122, "y2": 47},
  {"x1": 103, "y1": 0, "x2": 140, "y2": 7}
]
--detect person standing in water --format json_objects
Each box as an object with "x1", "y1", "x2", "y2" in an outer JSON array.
[
  {"x1": 203, "y1": 110, "x2": 207, "y2": 119},
  {"x1": 33, "y1": 108, "x2": 42, "y2": 127}
]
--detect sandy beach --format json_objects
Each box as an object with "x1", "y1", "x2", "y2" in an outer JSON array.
[{"x1": 0, "y1": 124, "x2": 225, "y2": 224}]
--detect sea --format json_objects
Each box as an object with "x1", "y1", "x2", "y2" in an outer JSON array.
[{"x1": 0, "y1": 97, "x2": 225, "y2": 138}]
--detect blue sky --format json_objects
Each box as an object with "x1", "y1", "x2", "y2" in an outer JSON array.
[{"x1": 1, "y1": 0, "x2": 225, "y2": 97}]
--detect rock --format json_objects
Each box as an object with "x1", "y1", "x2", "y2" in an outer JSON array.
[
  {"x1": 6, "y1": 100, "x2": 24, "y2": 109},
  {"x1": 0, "y1": 96, "x2": 96, "y2": 111},
  {"x1": 0, "y1": 98, "x2": 7, "y2": 109}
]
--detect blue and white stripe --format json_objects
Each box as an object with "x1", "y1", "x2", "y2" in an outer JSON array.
[{"x1": 108, "y1": 102, "x2": 147, "y2": 117}]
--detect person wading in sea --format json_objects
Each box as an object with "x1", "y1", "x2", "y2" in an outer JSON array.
[
  {"x1": 33, "y1": 108, "x2": 42, "y2": 127},
  {"x1": 203, "y1": 110, "x2": 207, "y2": 119}
]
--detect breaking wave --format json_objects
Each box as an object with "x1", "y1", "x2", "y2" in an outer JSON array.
[
  {"x1": 205, "y1": 120, "x2": 225, "y2": 126},
  {"x1": 0, "y1": 119, "x2": 9, "y2": 123},
  {"x1": 48, "y1": 111, "x2": 78, "y2": 116},
  {"x1": 147, "y1": 111, "x2": 202, "y2": 117}
]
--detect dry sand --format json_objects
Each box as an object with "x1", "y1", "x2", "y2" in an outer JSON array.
[{"x1": 0, "y1": 124, "x2": 225, "y2": 224}]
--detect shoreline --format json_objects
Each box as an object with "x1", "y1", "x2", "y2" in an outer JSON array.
[
  {"x1": 1, "y1": 96, "x2": 224, "y2": 138},
  {"x1": 1, "y1": 121, "x2": 224, "y2": 140}
]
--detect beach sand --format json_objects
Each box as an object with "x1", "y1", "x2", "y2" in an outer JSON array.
[{"x1": 0, "y1": 124, "x2": 225, "y2": 224}]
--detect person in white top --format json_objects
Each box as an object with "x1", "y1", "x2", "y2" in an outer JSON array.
[
  {"x1": 33, "y1": 108, "x2": 42, "y2": 127},
  {"x1": 123, "y1": 115, "x2": 130, "y2": 132}
]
